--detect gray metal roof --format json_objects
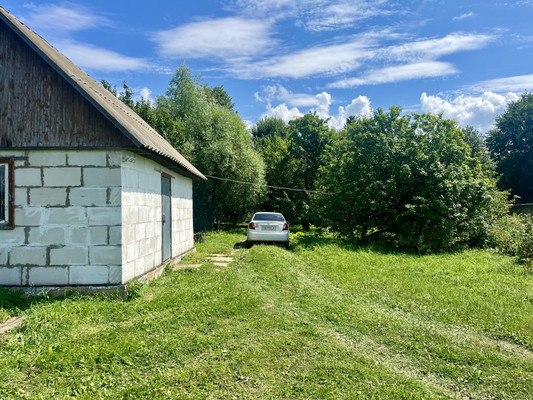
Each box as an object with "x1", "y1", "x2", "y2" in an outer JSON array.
[{"x1": 0, "y1": 7, "x2": 206, "y2": 180}]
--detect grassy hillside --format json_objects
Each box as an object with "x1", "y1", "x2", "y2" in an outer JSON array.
[{"x1": 1, "y1": 230, "x2": 532, "y2": 399}]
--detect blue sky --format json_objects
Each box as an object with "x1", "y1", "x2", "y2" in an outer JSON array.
[{"x1": 3, "y1": 1, "x2": 533, "y2": 132}]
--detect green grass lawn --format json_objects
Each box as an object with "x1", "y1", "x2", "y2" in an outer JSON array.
[{"x1": 1, "y1": 230, "x2": 532, "y2": 399}]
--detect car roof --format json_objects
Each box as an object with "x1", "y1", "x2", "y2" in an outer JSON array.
[
  {"x1": 254, "y1": 212, "x2": 283, "y2": 216},
  {"x1": 252, "y1": 212, "x2": 286, "y2": 220}
]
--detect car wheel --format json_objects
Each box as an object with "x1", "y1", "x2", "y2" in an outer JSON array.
[{"x1": 246, "y1": 241, "x2": 253, "y2": 249}]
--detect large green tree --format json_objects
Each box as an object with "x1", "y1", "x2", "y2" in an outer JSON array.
[
  {"x1": 157, "y1": 66, "x2": 266, "y2": 230},
  {"x1": 252, "y1": 114, "x2": 331, "y2": 230},
  {"x1": 251, "y1": 117, "x2": 293, "y2": 217},
  {"x1": 287, "y1": 113, "x2": 332, "y2": 230},
  {"x1": 316, "y1": 107, "x2": 507, "y2": 250},
  {"x1": 487, "y1": 93, "x2": 533, "y2": 203}
]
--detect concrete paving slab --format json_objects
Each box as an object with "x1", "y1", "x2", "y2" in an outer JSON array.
[
  {"x1": 172, "y1": 264, "x2": 202, "y2": 271},
  {"x1": 0, "y1": 316, "x2": 25, "y2": 335}
]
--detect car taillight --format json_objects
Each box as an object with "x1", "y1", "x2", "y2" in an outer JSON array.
[
  {"x1": 249, "y1": 222, "x2": 255, "y2": 230},
  {"x1": 282, "y1": 223, "x2": 289, "y2": 231}
]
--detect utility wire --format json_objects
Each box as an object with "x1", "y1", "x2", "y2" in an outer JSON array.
[
  {"x1": 205, "y1": 174, "x2": 533, "y2": 205},
  {"x1": 205, "y1": 175, "x2": 533, "y2": 204},
  {"x1": 204, "y1": 174, "x2": 333, "y2": 195}
]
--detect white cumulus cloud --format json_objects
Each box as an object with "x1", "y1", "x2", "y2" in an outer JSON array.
[
  {"x1": 259, "y1": 90, "x2": 372, "y2": 130},
  {"x1": 261, "y1": 103, "x2": 304, "y2": 124},
  {"x1": 256, "y1": 85, "x2": 322, "y2": 107},
  {"x1": 138, "y1": 87, "x2": 153, "y2": 102},
  {"x1": 420, "y1": 91, "x2": 519, "y2": 132},
  {"x1": 332, "y1": 96, "x2": 373, "y2": 129}
]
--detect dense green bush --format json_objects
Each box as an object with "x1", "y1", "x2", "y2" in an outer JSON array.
[
  {"x1": 518, "y1": 218, "x2": 533, "y2": 272},
  {"x1": 488, "y1": 213, "x2": 533, "y2": 272},
  {"x1": 315, "y1": 107, "x2": 508, "y2": 251},
  {"x1": 487, "y1": 213, "x2": 526, "y2": 255}
]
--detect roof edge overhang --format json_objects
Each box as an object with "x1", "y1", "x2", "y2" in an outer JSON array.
[
  {"x1": 0, "y1": 146, "x2": 205, "y2": 180},
  {"x1": 0, "y1": 7, "x2": 206, "y2": 181}
]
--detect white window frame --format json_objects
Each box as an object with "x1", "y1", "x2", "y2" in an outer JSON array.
[{"x1": 0, "y1": 158, "x2": 14, "y2": 228}]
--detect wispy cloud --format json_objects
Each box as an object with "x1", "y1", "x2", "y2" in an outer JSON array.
[
  {"x1": 57, "y1": 41, "x2": 151, "y2": 72},
  {"x1": 453, "y1": 11, "x2": 475, "y2": 21},
  {"x1": 329, "y1": 61, "x2": 458, "y2": 88},
  {"x1": 152, "y1": 17, "x2": 275, "y2": 60},
  {"x1": 296, "y1": 0, "x2": 394, "y2": 32},
  {"x1": 13, "y1": 3, "x2": 159, "y2": 73},
  {"x1": 467, "y1": 73, "x2": 533, "y2": 93},
  {"x1": 234, "y1": 38, "x2": 374, "y2": 79},
  {"x1": 21, "y1": 3, "x2": 110, "y2": 32},
  {"x1": 236, "y1": 32, "x2": 492, "y2": 83},
  {"x1": 382, "y1": 33, "x2": 494, "y2": 62},
  {"x1": 227, "y1": 0, "x2": 395, "y2": 31}
]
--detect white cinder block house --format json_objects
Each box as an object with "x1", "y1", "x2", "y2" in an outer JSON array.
[{"x1": 0, "y1": 7, "x2": 206, "y2": 290}]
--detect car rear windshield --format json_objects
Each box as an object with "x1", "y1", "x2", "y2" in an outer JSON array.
[{"x1": 253, "y1": 213, "x2": 285, "y2": 222}]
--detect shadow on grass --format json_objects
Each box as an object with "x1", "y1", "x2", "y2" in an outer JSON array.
[
  {"x1": 233, "y1": 240, "x2": 248, "y2": 250},
  {"x1": 208, "y1": 223, "x2": 469, "y2": 260},
  {"x1": 287, "y1": 225, "x2": 471, "y2": 257},
  {"x1": 0, "y1": 286, "x2": 46, "y2": 319},
  {"x1": 1, "y1": 282, "x2": 132, "y2": 321}
]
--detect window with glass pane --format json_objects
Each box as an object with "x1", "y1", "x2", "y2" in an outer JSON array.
[{"x1": 0, "y1": 163, "x2": 6, "y2": 224}]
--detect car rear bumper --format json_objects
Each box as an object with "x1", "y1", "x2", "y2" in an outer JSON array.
[{"x1": 247, "y1": 230, "x2": 289, "y2": 242}]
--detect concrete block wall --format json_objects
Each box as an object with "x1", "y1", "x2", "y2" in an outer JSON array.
[
  {"x1": 0, "y1": 150, "x2": 122, "y2": 286},
  {"x1": 121, "y1": 152, "x2": 194, "y2": 284},
  {"x1": 171, "y1": 174, "x2": 194, "y2": 257}
]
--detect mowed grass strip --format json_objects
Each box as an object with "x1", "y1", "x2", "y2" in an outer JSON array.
[{"x1": 0, "y1": 231, "x2": 532, "y2": 399}]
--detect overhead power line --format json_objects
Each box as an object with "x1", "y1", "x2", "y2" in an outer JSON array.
[{"x1": 204, "y1": 174, "x2": 333, "y2": 195}]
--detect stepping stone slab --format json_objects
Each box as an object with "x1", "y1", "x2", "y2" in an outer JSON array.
[
  {"x1": 208, "y1": 256, "x2": 234, "y2": 262},
  {"x1": 172, "y1": 264, "x2": 203, "y2": 271},
  {"x1": 0, "y1": 316, "x2": 25, "y2": 335},
  {"x1": 213, "y1": 262, "x2": 229, "y2": 267}
]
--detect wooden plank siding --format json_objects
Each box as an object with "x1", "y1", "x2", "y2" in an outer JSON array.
[{"x1": 0, "y1": 20, "x2": 133, "y2": 149}]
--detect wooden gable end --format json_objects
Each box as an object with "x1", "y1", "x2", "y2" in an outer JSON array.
[{"x1": 0, "y1": 20, "x2": 134, "y2": 149}]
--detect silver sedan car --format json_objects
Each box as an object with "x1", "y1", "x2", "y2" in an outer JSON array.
[{"x1": 246, "y1": 212, "x2": 289, "y2": 248}]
